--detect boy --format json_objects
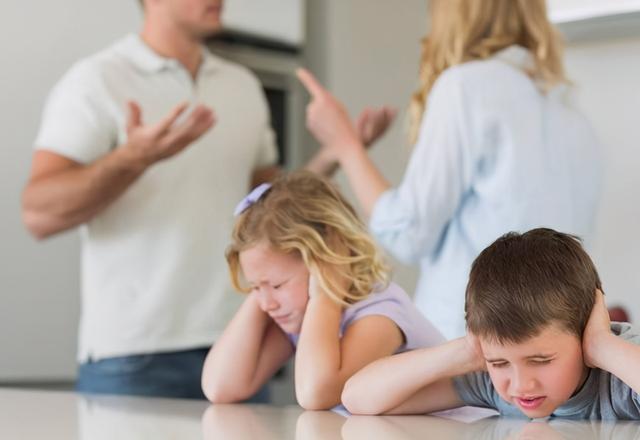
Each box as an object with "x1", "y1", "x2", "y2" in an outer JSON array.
[{"x1": 342, "y1": 228, "x2": 640, "y2": 419}]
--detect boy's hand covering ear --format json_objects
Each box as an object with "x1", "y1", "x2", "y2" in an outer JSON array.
[
  {"x1": 464, "y1": 332, "x2": 487, "y2": 372},
  {"x1": 582, "y1": 289, "x2": 612, "y2": 368}
]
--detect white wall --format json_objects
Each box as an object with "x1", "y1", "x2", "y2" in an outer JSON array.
[
  {"x1": 549, "y1": 0, "x2": 640, "y2": 22},
  {"x1": 0, "y1": 1, "x2": 141, "y2": 380},
  {"x1": 223, "y1": 0, "x2": 306, "y2": 45},
  {"x1": 564, "y1": 35, "x2": 640, "y2": 318}
]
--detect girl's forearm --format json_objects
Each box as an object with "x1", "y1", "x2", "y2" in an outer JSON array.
[
  {"x1": 294, "y1": 295, "x2": 343, "y2": 409},
  {"x1": 202, "y1": 296, "x2": 271, "y2": 401}
]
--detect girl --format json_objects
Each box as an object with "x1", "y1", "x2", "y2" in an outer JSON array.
[
  {"x1": 201, "y1": 171, "x2": 443, "y2": 410},
  {"x1": 296, "y1": 0, "x2": 602, "y2": 340}
]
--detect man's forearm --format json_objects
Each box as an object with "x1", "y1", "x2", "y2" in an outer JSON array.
[
  {"x1": 22, "y1": 147, "x2": 147, "y2": 239},
  {"x1": 304, "y1": 146, "x2": 339, "y2": 177}
]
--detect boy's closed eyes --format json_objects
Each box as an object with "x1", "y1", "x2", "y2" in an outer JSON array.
[
  {"x1": 342, "y1": 229, "x2": 640, "y2": 420},
  {"x1": 479, "y1": 324, "x2": 589, "y2": 418}
]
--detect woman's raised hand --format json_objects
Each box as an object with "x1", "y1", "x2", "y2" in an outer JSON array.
[{"x1": 296, "y1": 68, "x2": 362, "y2": 160}]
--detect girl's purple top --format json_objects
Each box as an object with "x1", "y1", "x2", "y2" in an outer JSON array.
[{"x1": 287, "y1": 282, "x2": 444, "y2": 352}]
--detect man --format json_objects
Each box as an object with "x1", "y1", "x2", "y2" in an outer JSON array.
[{"x1": 22, "y1": 0, "x2": 393, "y2": 399}]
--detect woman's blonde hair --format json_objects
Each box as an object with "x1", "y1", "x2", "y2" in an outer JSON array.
[
  {"x1": 409, "y1": 0, "x2": 567, "y2": 144},
  {"x1": 227, "y1": 171, "x2": 390, "y2": 306}
]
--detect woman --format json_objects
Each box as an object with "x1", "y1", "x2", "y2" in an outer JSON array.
[{"x1": 297, "y1": 0, "x2": 602, "y2": 339}]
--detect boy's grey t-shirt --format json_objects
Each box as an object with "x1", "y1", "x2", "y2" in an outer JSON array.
[{"x1": 453, "y1": 323, "x2": 640, "y2": 420}]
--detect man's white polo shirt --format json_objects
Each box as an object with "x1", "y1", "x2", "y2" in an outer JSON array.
[{"x1": 34, "y1": 34, "x2": 278, "y2": 361}]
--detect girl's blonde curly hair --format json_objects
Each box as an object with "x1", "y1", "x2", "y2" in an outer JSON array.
[
  {"x1": 409, "y1": 0, "x2": 567, "y2": 145},
  {"x1": 227, "y1": 171, "x2": 390, "y2": 306}
]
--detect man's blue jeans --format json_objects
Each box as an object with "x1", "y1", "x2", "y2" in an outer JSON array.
[{"x1": 76, "y1": 347, "x2": 270, "y2": 402}]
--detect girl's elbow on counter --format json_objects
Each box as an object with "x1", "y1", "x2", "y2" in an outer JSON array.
[
  {"x1": 295, "y1": 379, "x2": 342, "y2": 411},
  {"x1": 202, "y1": 378, "x2": 253, "y2": 404}
]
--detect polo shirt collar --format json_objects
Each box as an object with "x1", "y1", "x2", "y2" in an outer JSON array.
[{"x1": 116, "y1": 33, "x2": 221, "y2": 74}]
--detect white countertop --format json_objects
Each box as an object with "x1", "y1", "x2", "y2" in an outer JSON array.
[{"x1": 1, "y1": 388, "x2": 639, "y2": 439}]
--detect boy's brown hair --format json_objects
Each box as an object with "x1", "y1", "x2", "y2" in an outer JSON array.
[{"x1": 465, "y1": 228, "x2": 602, "y2": 343}]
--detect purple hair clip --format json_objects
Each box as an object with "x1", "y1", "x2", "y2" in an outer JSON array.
[{"x1": 233, "y1": 183, "x2": 272, "y2": 216}]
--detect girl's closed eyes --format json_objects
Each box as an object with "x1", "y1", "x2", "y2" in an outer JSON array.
[{"x1": 201, "y1": 171, "x2": 444, "y2": 409}]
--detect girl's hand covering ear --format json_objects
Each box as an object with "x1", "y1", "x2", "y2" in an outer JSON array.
[{"x1": 308, "y1": 272, "x2": 322, "y2": 299}]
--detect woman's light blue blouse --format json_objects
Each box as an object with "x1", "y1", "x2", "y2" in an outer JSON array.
[{"x1": 370, "y1": 46, "x2": 603, "y2": 339}]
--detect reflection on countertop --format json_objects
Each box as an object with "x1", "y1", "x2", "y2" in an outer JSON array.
[
  {"x1": 341, "y1": 414, "x2": 640, "y2": 440},
  {"x1": 1, "y1": 388, "x2": 639, "y2": 439}
]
